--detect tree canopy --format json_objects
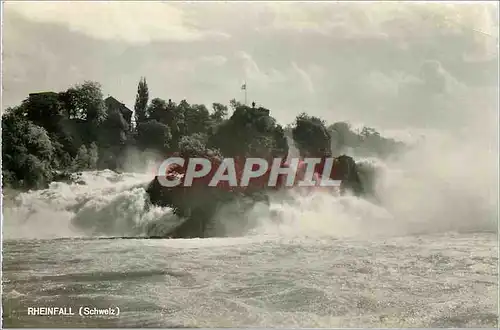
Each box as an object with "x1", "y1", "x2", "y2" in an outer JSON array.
[{"x1": 2, "y1": 78, "x2": 403, "y2": 190}]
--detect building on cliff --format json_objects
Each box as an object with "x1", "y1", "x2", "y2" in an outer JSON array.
[{"x1": 104, "y1": 96, "x2": 133, "y2": 128}]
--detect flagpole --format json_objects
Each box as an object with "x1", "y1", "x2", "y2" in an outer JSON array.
[{"x1": 244, "y1": 81, "x2": 247, "y2": 106}]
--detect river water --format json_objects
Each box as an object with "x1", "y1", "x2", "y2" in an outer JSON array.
[{"x1": 2, "y1": 232, "x2": 498, "y2": 328}]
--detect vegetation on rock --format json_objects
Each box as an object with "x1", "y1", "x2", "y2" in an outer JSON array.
[
  {"x1": 2, "y1": 78, "x2": 406, "y2": 237},
  {"x1": 2, "y1": 79, "x2": 400, "y2": 192}
]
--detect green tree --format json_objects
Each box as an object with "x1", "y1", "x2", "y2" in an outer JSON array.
[
  {"x1": 88, "y1": 142, "x2": 99, "y2": 169},
  {"x1": 148, "y1": 98, "x2": 168, "y2": 123},
  {"x1": 24, "y1": 92, "x2": 65, "y2": 133},
  {"x1": 61, "y1": 81, "x2": 107, "y2": 124},
  {"x1": 208, "y1": 103, "x2": 287, "y2": 158},
  {"x1": 210, "y1": 103, "x2": 228, "y2": 123},
  {"x1": 73, "y1": 145, "x2": 90, "y2": 171},
  {"x1": 14, "y1": 94, "x2": 76, "y2": 164},
  {"x1": 229, "y1": 98, "x2": 241, "y2": 112},
  {"x1": 166, "y1": 100, "x2": 187, "y2": 150},
  {"x1": 60, "y1": 81, "x2": 107, "y2": 145},
  {"x1": 292, "y1": 113, "x2": 331, "y2": 157},
  {"x1": 72, "y1": 143, "x2": 98, "y2": 171},
  {"x1": 328, "y1": 121, "x2": 351, "y2": 154},
  {"x1": 100, "y1": 107, "x2": 129, "y2": 147},
  {"x1": 185, "y1": 104, "x2": 211, "y2": 136},
  {"x1": 2, "y1": 112, "x2": 55, "y2": 188},
  {"x1": 134, "y1": 77, "x2": 149, "y2": 126},
  {"x1": 178, "y1": 133, "x2": 212, "y2": 158},
  {"x1": 136, "y1": 120, "x2": 172, "y2": 153}
]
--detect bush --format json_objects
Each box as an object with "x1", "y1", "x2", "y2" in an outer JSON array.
[{"x1": 2, "y1": 112, "x2": 55, "y2": 189}]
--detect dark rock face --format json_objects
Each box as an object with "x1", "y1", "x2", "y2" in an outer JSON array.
[
  {"x1": 333, "y1": 155, "x2": 365, "y2": 196},
  {"x1": 145, "y1": 154, "x2": 367, "y2": 239},
  {"x1": 146, "y1": 177, "x2": 233, "y2": 238}
]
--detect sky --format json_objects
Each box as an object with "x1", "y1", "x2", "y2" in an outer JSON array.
[{"x1": 2, "y1": 1, "x2": 498, "y2": 130}]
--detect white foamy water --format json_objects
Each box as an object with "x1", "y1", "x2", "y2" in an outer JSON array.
[
  {"x1": 2, "y1": 124, "x2": 498, "y2": 327},
  {"x1": 2, "y1": 170, "x2": 175, "y2": 239}
]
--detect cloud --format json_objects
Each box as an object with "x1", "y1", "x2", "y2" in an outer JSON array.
[
  {"x1": 260, "y1": 2, "x2": 498, "y2": 42},
  {"x1": 235, "y1": 51, "x2": 286, "y2": 87},
  {"x1": 2, "y1": 2, "x2": 498, "y2": 129},
  {"x1": 234, "y1": 51, "x2": 316, "y2": 94},
  {"x1": 4, "y1": 1, "x2": 229, "y2": 44},
  {"x1": 198, "y1": 55, "x2": 228, "y2": 67},
  {"x1": 291, "y1": 62, "x2": 315, "y2": 94},
  {"x1": 262, "y1": 2, "x2": 334, "y2": 33}
]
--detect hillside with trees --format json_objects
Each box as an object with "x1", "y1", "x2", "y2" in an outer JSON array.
[{"x1": 2, "y1": 78, "x2": 403, "y2": 191}]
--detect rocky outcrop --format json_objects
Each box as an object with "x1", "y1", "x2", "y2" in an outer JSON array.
[{"x1": 145, "y1": 154, "x2": 367, "y2": 239}]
